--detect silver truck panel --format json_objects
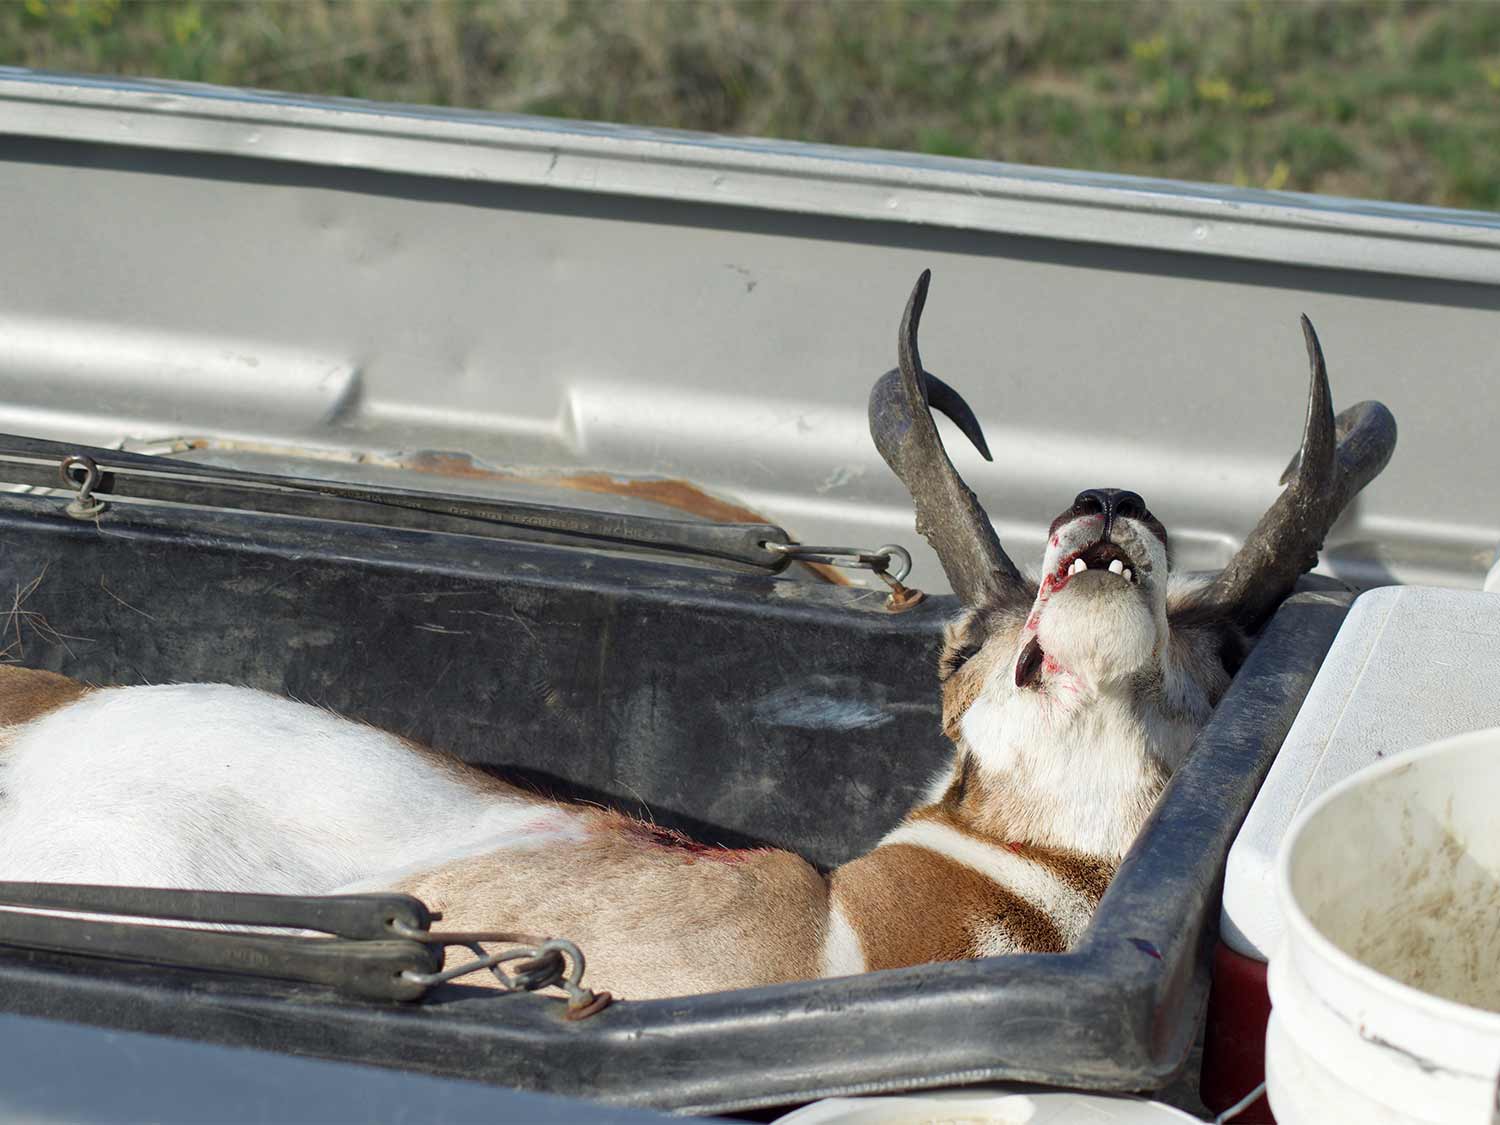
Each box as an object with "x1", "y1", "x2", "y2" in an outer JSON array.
[{"x1": 1, "y1": 69, "x2": 1494, "y2": 593}]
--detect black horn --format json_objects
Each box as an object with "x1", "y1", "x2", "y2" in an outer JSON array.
[
  {"x1": 868, "y1": 270, "x2": 1027, "y2": 605},
  {"x1": 1206, "y1": 315, "x2": 1397, "y2": 632}
]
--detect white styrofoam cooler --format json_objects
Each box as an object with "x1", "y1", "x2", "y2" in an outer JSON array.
[{"x1": 1221, "y1": 585, "x2": 1500, "y2": 962}]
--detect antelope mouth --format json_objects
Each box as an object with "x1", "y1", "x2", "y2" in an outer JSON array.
[{"x1": 1056, "y1": 540, "x2": 1142, "y2": 586}]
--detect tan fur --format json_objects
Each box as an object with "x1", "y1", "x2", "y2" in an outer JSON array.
[
  {"x1": 390, "y1": 810, "x2": 827, "y2": 1000},
  {"x1": 832, "y1": 842, "x2": 1064, "y2": 967},
  {"x1": 927, "y1": 750, "x2": 1027, "y2": 843},
  {"x1": 0, "y1": 666, "x2": 90, "y2": 732},
  {"x1": 1012, "y1": 843, "x2": 1115, "y2": 905},
  {"x1": 906, "y1": 774, "x2": 1115, "y2": 920}
]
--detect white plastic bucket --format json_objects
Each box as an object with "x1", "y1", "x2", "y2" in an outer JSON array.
[{"x1": 1268, "y1": 728, "x2": 1500, "y2": 1124}]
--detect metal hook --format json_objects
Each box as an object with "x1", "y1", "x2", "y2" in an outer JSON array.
[
  {"x1": 761, "y1": 541, "x2": 923, "y2": 611},
  {"x1": 59, "y1": 455, "x2": 105, "y2": 520}
]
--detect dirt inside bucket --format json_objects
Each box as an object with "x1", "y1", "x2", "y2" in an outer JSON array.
[{"x1": 1343, "y1": 816, "x2": 1500, "y2": 1013}]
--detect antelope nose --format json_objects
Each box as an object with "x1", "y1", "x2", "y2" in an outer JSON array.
[{"x1": 1074, "y1": 488, "x2": 1147, "y2": 530}]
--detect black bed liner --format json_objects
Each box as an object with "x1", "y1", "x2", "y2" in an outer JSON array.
[{"x1": 0, "y1": 491, "x2": 1350, "y2": 1114}]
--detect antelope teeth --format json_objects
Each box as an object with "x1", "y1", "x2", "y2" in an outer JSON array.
[{"x1": 1065, "y1": 556, "x2": 1138, "y2": 582}]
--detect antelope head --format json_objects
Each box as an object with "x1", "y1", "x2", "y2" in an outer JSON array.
[{"x1": 868, "y1": 270, "x2": 1397, "y2": 858}]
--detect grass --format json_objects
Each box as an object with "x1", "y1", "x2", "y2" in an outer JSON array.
[{"x1": 3, "y1": 0, "x2": 1500, "y2": 211}]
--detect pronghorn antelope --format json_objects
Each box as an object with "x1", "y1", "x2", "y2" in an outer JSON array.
[{"x1": 0, "y1": 271, "x2": 1394, "y2": 1000}]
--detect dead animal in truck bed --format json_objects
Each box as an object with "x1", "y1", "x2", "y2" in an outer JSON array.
[{"x1": 0, "y1": 270, "x2": 1395, "y2": 1000}]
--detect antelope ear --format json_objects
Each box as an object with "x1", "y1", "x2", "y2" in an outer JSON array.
[
  {"x1": 941, "y1": 677, "x2": 979, "y2": 743},
  {"x1": 937, "y1": 611, "x2": 989, "y2": 742},
  {"x1": 937, "y1": 609, "x2": 983, "y2": 683}
]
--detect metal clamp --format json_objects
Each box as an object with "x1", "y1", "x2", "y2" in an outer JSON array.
[
  {"x1": 390, "y1": 920, "x2": 611, "y2": 1019},
  {"x1": 2, "y1": 435, "x2": 794, "y2": 572},
  {"x1": 30, "y1": 438, "x2": 921, "y2": 609},
  {"x1": 0, "y1": 884, "x2": 610, "y2": 1012},
  {"x1": 763, "y1": 541, "x2": 924, "y2": 611},
  {"x1": 764, "y1": 542, "x2": 911, "y2": 583}
]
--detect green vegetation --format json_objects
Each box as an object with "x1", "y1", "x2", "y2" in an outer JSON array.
[{"x1": 5, "y1": 0, "x2": 1500, "y2": 211}]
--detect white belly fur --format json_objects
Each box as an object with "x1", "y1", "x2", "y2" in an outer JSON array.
[{"x1": 0, "y1": 683, "x2": 584, "y2": 893}]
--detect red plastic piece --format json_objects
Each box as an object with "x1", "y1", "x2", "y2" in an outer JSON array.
[{"x1": 1201, "y1": 941, "x2": 1276, "y2": 1123}]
